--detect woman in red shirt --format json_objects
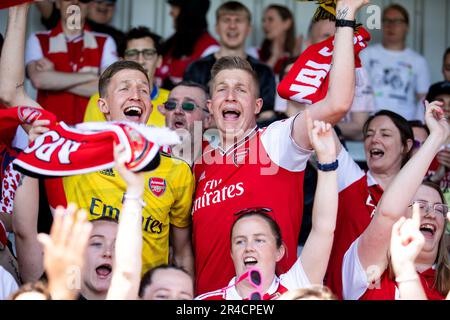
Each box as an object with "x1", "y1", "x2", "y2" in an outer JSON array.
[{"x1": 342, "y1": 101, "x2": 450, "y2": 300}]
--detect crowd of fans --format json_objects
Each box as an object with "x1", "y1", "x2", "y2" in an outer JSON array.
[{"x1": 0, "y1": 0, "x2": 449, "y2": 301}]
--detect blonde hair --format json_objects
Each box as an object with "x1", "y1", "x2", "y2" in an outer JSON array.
[{"x1": 277, "y1": 285, "x2": 337, "y2": 300}]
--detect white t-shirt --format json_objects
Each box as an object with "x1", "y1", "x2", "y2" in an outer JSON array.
[
  {"x1": 0, "y1": 266, "x2": 18, "y2": 300},
  {"x1": 360, "y1": 44, "x2": 430, "y2": 121}
]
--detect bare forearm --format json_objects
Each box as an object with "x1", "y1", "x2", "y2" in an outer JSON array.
[
  {"x1": 15, "y1": 236, "x2": 44, "y2": 282},
  {"x1": 324, "y1": 3, "x2": 357, "y2": 121},
  {"x1": 12, "y1": 175, "x2": 43, "y2": 282},
  {"x1": 30, "y1": 70, "x2": 97, "y2": 91},
  {"x1": 311, "y1": 170, "x2": 338, "y2": 234},
  {"x1": 107, "y1": 199, "x2": 142, "y2": 300},
  {"x1": 301, "y1": 168, "x2": 338, "y2": 284},
  {"x1": 0, "y1": 4, "x2": 29, "y2": 105},
  {"x1": 378, "y1": 134, "x2": 443, "y2": 220},
  {"x1": 396, "y1": 264, "x2": 427, "y2": 300},
  {"x1": 173, "y1": 247, "x2": 194, "y2": 277},
  {"x1": 67, "y1": 79, "x2": 99, "y2": 98}
]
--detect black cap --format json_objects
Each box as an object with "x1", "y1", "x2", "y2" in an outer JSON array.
[{"x1": 426, "y1": 81, "x2": 450, "y2": 102}]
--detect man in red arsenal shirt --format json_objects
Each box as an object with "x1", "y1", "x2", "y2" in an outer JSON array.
[
  {"x1": 25, "y1": 0, "x2": 118, "y2": 125},
  {"x1": 192, "y1": 0, "x2": 370, "y2": 295}
]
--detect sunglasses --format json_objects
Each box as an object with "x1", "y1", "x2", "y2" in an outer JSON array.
[
  {"x1": 124, "y1": 48, "x2": 158, "y2": 61},
  {"x1": 234, "y1": 207, "x2": 273, "y2": 217},
  {"x1": 222, "y1": 267, "x2": 263, "y2": 300},
  {"x1": 163, "y1": 100, "x2": 208, "y2": 113}
]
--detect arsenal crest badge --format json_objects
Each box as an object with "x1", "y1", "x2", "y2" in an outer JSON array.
[{"x1": 149, "y1": 177, "x2": 166, "y2": 197}]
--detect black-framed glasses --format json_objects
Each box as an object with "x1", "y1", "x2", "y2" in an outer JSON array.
[
  {"x1": 79, "y1": 0, "x2": 93, "y2": 4},
  {"x1": 221, "y1": 267, "x2": 263, "y2": 300},
  {"x1": 124, "y1": 48, "x2": 158, "y2": 61},
  {"x1": 234, "y1": 207, "x2": 273, "y2": 217},
  {"x1": 163, "y1": 100, "x2": 207, "y2": 112},
  {"x1": 408, "y1": 200, "x2": 449, "y2": 217}
]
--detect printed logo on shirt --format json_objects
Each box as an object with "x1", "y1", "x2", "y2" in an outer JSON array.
[
  {"x1": 193, "y1": 179, "x2": 245, "y2": 213},
  {"x1": 198, "y1": 171, "x2": 206, "y2": 182},
  {"x1": 18, "y1": 106, "x2": 42, "y2": 124},
  {"x1": 89, "y1": 197, "x2": 163, "y2": 234},
  {"x1": 149, "y1": 177, "x2": 166, "y2": 197}
]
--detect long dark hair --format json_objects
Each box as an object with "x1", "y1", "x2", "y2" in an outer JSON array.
[
  {"x1": 362, "y1": 110, "x2": 414, "y2": 167},
  {"x1": 260, "y1": 5, "x2": 295, "y2": 63},
  {"x1": 162, "y1": 0, "x2": 210, "y2": 59}
]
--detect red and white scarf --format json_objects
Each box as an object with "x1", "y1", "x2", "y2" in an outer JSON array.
[
  {"x1": 277, "y1": 27, "x2": 371, "y2": 104},
  {"x1": 1, "y1": 107, "x2": 179, "y2": 177}
]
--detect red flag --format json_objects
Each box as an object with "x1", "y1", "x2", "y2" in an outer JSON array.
[{"x1": 0, "y1": 0, "x2": 34, "y2": 10}]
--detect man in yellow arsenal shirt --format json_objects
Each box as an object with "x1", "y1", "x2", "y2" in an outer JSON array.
[
  {"x1": 84, "y1": 26, "x2": 169, "y2": 127},
  {"x1": 49, "y1": 60, "x2": 194, "y2": 278}
]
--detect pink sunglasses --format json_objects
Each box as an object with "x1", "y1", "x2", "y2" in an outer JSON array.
[{"x1": 222, "y1": 267, "x2": 263, "y2": 300}]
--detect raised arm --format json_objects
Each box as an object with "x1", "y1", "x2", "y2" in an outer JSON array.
[
  {"x1": 12, "y1": 174, "x2": 44, "y2": 283},
  {"x1": 300, "y1": 110, "x2": 338, "y2": 284},
  {"x1": 292, "y1": 0, "x2": 369, "y2": 149},
  {"x1": 171, "y1": 226, "x2": 194, "y2": 277},
  {"x1": 0, "y1": 3, "x2": 41, "y2": 108},
  {"x1": 358, "y1": 101, "x2": 450, "y2": 280},
  {"x1": 37, "y1": 204, "x2": 92, "y2": 300},
  {"x1": 389, "y1": 203, "x2": 427, "y2": 300},
  {"x1": 106, "y1": 144, "x2": 144, "y2": 300}
]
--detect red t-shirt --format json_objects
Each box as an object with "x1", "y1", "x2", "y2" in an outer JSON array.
[
  {"x1": 192, "y1": 117, "x2": 312, "y2": 295},
  {"x1": 33, "y1": 23, "x2": 109, "y2": 125},
  {"x1": 325, "y1": 148, "x2": 384, "y2": 299},
  {"x1": 360, "y1": 269, "x2": 444, "y2": 300}
]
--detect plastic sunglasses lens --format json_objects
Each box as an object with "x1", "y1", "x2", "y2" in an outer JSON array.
[
  {"x1": 250, "y1": 292, "x2": 262, "y2": 300},
  {"x1": 164, "y1": 101, "x2": 177, "y2": 110},
  {"x1": 181, "y1": 102, "x2": 196, "y2": 111},
  {"x1": 250, "y1": 270, "x2": 261, "y2": 286}
]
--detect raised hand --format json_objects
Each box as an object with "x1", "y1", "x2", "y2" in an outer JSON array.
[
  {"x1": 37, "y1": 203, "x2": 92, "y2": 300},
  {"x1": 306, "y1": 109, "x2": 336, "y2": 163},
  {"x1": 390, "y1": 202, "x2": 424, "y2": 281},
  {"x1": 424, "y1": 100, "x2": 450, "y2": 145},
  {"x1": 336, "y1": 0, "x2": 370, "y2": 12}
]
